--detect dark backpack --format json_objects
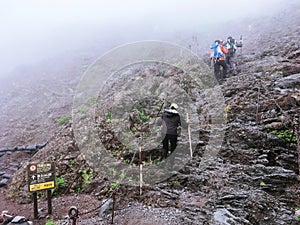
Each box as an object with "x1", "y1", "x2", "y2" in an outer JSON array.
[{"x1": 227, "y1": 39, "x2": 236, "y2": 56}]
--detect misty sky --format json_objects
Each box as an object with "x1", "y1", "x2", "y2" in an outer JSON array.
[{"x1": 0, "y1": 0, "x2": 286, "y2": 77}]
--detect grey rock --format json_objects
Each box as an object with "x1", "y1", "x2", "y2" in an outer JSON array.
[
  {"x1": 99, "y1": 198, "x2": 113, "y2": 216},
  {"x1": 275, "y1": 73, "x2": 300, "y2": 88},
  {"x1": 0, "y1": 178, "x2": 9, "y2": 187},
  {"x1": 3, "y1": 173, "x2": 12, "y2": 179},
  {"x1": 26, "y1": 144, "x2": 37, "y2": 151}
]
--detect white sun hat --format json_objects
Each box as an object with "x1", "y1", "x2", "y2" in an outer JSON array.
[{"x1": 170, "y1": 103, "x2": 178, "y2": 109}]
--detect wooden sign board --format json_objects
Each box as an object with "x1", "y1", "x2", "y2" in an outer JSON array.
[{"x1": 27, "y1": 162, "x2": 56, "y2": 192}]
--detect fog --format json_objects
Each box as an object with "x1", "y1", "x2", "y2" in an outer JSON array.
[{"x1": 0, "y1": 0, "x2": 288, "y2": 77}]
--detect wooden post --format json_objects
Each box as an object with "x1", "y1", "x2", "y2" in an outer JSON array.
[
  {"x1": 47, "y1": 189, "x2": 52, "y2": 215},
  {"x1": 187, "y1": 113, "x2": 192, "y2": 157},
  {"x1": 139, "y1": 146, "x2": 143, "y2": 195},
  {"x1": 33, "y1": 192, "x2": 38, "y2": 219},
  {"x1": 111, "y1": 193, "x2": 116, "y2": 224},
  {"x1": 295, "y1": 123, "x2": 300, "y2": 176}
]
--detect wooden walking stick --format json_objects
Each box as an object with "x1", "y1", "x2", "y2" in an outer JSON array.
[
  {"x1": 139, "y1": 145, "x2": 143, "y2": 195},
  {"x1": 187, "y1": 113, "x2": 192, "y2": 157}
]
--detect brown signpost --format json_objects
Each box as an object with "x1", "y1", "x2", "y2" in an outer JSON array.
[{"x1": 27, "y1": 162, "x2": 56, "y2": 218}]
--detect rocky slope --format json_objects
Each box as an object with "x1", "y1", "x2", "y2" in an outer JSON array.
[{"x1": 0, "y1": 3, "x2": 300, "y2": 225}]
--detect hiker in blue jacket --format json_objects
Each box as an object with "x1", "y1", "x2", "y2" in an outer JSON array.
[{"x1": 210, "y1": 40, "x2": 228, "y2": 83}]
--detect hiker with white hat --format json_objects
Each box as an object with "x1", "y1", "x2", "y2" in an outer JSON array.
[{"x1": 160, "y1": 103, "x2": 190, "y2": 161}]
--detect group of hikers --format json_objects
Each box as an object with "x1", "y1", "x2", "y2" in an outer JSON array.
[
  {"x1": 210, "y1": 36, "x2": 243, "y2": 83},
  {"x1": 160, "y1": 36, "x2": 243, "y2": 164}
]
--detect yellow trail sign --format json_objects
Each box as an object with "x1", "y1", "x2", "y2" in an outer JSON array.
[{"x1": 29, "y1": 181, "x2": 55, "y2": 192}]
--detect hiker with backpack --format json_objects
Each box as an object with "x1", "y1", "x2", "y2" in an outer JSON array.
[
  {"x1": 160, "y1": 103, "x2": 190, "y2": 162},
  {"x1": 225, "y1": 36, "x2": 243, "y2": 75},
  {"x1": 210, "y1": 40, "x2": 229, "y2": 83}
]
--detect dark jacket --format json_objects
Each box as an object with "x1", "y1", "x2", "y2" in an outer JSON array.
[{"x1": 161, "y1": 109, "x2": 186, "y2": 135}]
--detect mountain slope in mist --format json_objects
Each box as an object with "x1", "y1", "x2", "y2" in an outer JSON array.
[
  {"x1": 1, "y1": 3, "x2": 300, "y2": 224},
  {"x1": 1, "y1": 2, "x2": 299, "y2": 148}
]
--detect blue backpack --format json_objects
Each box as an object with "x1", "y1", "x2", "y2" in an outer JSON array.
[{"x1": 211, "y1": 42, "x2": 224, "y2": 59}]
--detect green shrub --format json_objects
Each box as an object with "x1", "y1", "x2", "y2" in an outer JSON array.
[
  {"x1": 45, "y1": 221, "x2": 56, "y2": 225},
  {"x1": 110, "y1": 181, "x2": 119, "y2": 190},
  {"x1": 56, "y1": 177, "x2": 66, "y2": 186},
  {"x1": 81, "y1": 169, "x2": 93, "y2": 190},
  {"x1": 272, "y1": 129, "x2": 296, "y2": 142},
  {"x1": 139, "y1": 112, "x2": 150, "y2": 122},
  {"x1": 56, "y1": 115, "x2": 71, "y2": 126},
  {"x1": 87, "y1": 96, "x2": 98, "y2": 106},
  {"x1": 106, "y1": 111, "x2": 112, "y2": 122}
]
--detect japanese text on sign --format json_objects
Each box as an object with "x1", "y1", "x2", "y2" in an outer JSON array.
[{"x1": 27, "y1": 162, "x2": 56, "y2": 192}]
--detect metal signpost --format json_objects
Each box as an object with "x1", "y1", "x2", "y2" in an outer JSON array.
[{"x1": 27, "y1": 162, "x2": 56, "y2": 219}]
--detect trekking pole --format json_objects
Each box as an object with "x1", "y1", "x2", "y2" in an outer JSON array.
[
  {"x1": 156, "y1": 99, "x2": 165, "y2": 117},
  {"x1": 240, "y1": 35, "x2": 243, "y2": 56},
  {"x1": 153, "y1": 99, "x2": 165, "y2": 125},
  {"x1": 186, "y1": 113, "x2": 192, "y2": 157}
]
